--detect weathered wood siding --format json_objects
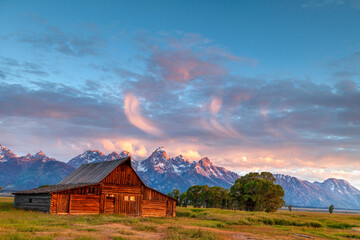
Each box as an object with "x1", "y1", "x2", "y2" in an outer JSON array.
[
  {"x1": 102, "y1": 162, "x2": 142, "y2": 186},
  {"x1": 142, "y1": 188, "x2": 176, "y2": 217},
  {"x1": 14, "y1": 194, "x2": 51, "y2": 212},
  {"x1": 50, "y1": 185, "x2": 101, "y2": 214},
  {"x1": 101, "y1": 185, "x2": 143, "y2": 216},
  {"x1": 142, "y1": 199, "x2": 166, "y2": 217},
  {"x1": 100, "y1": 161, "x2": 144, "y2": 216},
  {"x1": 70, "y1": 195, "x2": 100, "y2": 214}
]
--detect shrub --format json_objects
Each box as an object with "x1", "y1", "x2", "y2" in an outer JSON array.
[
  {"x1": 335, "y1": 233, "x2": 360, "y2": 239},
  {"x1": 176, "y1": 211, "x2": 192, "y2": 217},
  {"x1": 133, "y1": 225, "x2": 157, "y2": 232},
  {"x1": 327, "y1": 223, "x2": 356, "y2": 229},
  {"x1": 165, "y1": 226, "x2": 219, "y2": 240}
]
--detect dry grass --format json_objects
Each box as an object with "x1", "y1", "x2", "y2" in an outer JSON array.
[{"x1": 0, "y1": 197, "x2": 359, "y2": 239}]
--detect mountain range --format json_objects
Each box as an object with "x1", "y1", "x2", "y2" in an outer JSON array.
[
  {"x1": 1, "y1": 144, "x2": 360, "y2": 209},
  {"x1": 0, "y1": 144, "x2": 74, "y2": 190}
]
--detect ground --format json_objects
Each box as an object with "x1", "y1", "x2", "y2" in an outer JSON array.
[{"x1": 0, "y1": 197, "x2": 359, "y2": 240}]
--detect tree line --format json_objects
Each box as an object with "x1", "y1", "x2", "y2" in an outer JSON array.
[{"x1": 168, "y1": 172, "x2": 285, "y2": 212}]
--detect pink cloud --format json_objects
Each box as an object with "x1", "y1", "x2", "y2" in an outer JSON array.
[
  {"x1": 142, "y1": 32, "x2": 257, "y2": 83},
  {"x1": 124, "y1": 93, "x2": 164, "y2": 136},
  {"x1": 153, "y1": 50, "x2": 226, "y2": 82}
]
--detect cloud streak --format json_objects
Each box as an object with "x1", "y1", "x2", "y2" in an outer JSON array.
[{"x1": 124, "y1": 93, "x2": 164, "y2": 136}]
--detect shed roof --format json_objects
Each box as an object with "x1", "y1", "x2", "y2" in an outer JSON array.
[
  {"x1": 58, "y1": 157, "x2": 129, "y2": 185},
  {"x1": 13, "y1": 183, "x2": 92, "y2": 195}
]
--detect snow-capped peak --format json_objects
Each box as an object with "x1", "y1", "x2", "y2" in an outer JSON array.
[
  {"x1": 35, "y1": 151, "x2": 45, "y2": 157},
  {"x1": 120, "y1": 150, "x2": 131, "y2": 157},
  {"x1": 0, "y1": 144, "x2": 18, "y2": 162},
  {"x1": 155, "y1": 146, "x2": 166, "y2": 152},
  {"x1": 199, "y1": 157, "x2": 211, "y2": 165}
]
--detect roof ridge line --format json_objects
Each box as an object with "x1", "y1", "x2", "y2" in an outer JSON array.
[{"x1": 83, "y1": 156, "x2": 130, "y2": 165}]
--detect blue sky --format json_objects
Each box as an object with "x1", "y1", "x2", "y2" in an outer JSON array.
[{"x1": 1, "y1": 0, "x2": 360, "y2": 187}]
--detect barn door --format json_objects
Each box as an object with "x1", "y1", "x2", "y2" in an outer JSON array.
[
  {"x1": 105, "y1": 197, "x2": 115, "y2": 214},
  {"x1": 57, "y1": 194, "x2": 70, "y2": 214},
  {"x1": 166, "y1": 200, "x2": 173, "y2": 217}
]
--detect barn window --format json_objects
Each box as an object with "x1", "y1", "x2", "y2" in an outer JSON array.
[
  {"x1": 124, "y1": 196, "x2": 129, "y2": 201},
  {"x1": 29, "y1": 198, "x2": 32, "y2": 203},
  {"x1": 130, "y1": 196, "x2": 135, "y2": 201}
]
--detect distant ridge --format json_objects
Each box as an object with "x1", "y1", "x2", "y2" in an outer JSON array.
[
  {"x1": 275, "y1": 174, "x2": 360, "y2": 209},
  {"x1": 0, "y1": 144, "x2": 74, "y2": 190}
]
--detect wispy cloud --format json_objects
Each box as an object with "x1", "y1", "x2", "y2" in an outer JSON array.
[
  {"x1": 136, "y1": 32, "x2": 257, "y2": 83},
  {"x1": 302, "y1": 0, "x2": 345, "y2": 8},
  {"x1": 18, "y1": 25, "x2": 105, "y2": 57},
  {"x1": 124, "y1": 93, "x2": 164, "y2": 136}
]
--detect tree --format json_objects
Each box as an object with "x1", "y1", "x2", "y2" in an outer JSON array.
[
  {"x1": 168, "y1": 189, "x2": 180, "y2": 204},
  {"x1": 288, "y1": 205, "x2": 292, "y2": 212},
  {"x1": 230, "y1": 172, "x2": 285, "y2": 212},
  {"x1": 186, "y1": 185, "x2": 203, "y2": 208},
  {"x1": 329, "y1": 205, "x2": 334, "y2": 214},
  {"x1": 0, "y1": 186, "x2": 2, "y2": 192},
  {"x1": 204, "y1": 186, "x2": 226, "y2": 208},
  {"x1": 179, "y1": 192, "x2": 188, "y2": 207}
]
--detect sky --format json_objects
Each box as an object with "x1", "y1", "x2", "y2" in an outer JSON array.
[{"x1": 0, "y1": 0, "x2": 360, "y2": 187}]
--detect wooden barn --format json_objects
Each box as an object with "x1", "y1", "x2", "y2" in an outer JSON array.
[{"x1": 13, "y1": 157, "x2": 176, "y2": 217}]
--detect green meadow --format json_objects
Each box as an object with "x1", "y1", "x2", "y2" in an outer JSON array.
[{"x1": 0, "y1": 197, "x2": 359, "y2": 240}]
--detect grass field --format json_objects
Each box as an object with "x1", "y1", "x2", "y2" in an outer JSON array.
[{"x1": 0, "y1": 197, "x2": 359, "y2": 240}]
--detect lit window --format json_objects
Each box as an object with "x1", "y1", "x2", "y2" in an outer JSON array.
[
  {"x1": 124, "y1": 196, "x2": 129, "y2": 201},
  {"x1": 130, "y1": 196, "x2": 135, "y2": 201}
]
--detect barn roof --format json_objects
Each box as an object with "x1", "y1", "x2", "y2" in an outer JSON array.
[
  {"x1": 13, "y1": 183, "x2": 93, "y2": 195},
  {"x1": 58, "y1": 157, "x2": 129, "y2": 185},
  {"x1": 13, "y1": 157, "x2": 129, "y2": 195}
]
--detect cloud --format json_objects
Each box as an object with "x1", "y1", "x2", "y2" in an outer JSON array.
[
  {"x1": 202, "y1": 96, "x2": 240, "y2": 138},
  {"x1": 101, "y1": 139, "x2": 148, "y2": 158},
  {"x1": 18, "y1": 25, "x2": 105, "y2": 57},
  {"x1": 209, "y1": 97, "x2": 222, "y2": 114},
  {"x1": 152, "y1": 50, "x2": 226, "y2": 82},
  {"x1": 0, "y1": 70, "x2": 6, "y2": 79},
  {"x1": 179, "y1": 149, "x2": 202, "y2": 161},
  {"x1": 0, "y1": 82, "x2": 128, "y2": 129},
  {"x1": 124, "y1": 93, "x2": 164, "y2": 136},
  {"x1": 302, "y1": 0, "x2": 345, "y2": 8},
  {"x1": 137, "y1": 32, "x2": 256, "y2": 83}
]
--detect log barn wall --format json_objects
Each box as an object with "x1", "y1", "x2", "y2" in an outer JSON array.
[{"x1": 14, "y1": 194, "x2": 51, "y2": 212}]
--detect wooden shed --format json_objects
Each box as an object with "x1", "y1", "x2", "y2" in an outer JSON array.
[{"x1": 13, "y1": 157, "x2": 176, "y2": 217}]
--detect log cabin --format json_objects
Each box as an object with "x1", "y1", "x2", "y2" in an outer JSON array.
[{"x1": 13, "y1": 157, "x2": 176, "y2": 217}]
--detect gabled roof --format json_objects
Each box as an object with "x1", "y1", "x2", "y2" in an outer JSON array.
[{"x1": 58, "y1": 157, "x2": 130, "y2": 185}]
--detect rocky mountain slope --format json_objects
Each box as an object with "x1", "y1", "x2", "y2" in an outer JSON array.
[
  {"x1": 68, "y1": 150, "x2": 130, "y2": 168},
  {"x1": 68, "y1": 146, "x2": 239, "y2": 193},
  {"x1": 275, "y1": 174, "x2": 360, "y2": 209},
  {"x1": 0, "y1": 145, "x2": 74, "y2": 190},
  {"x1": 133, "y1": 147, "x2": 239, "y2": 193}
]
